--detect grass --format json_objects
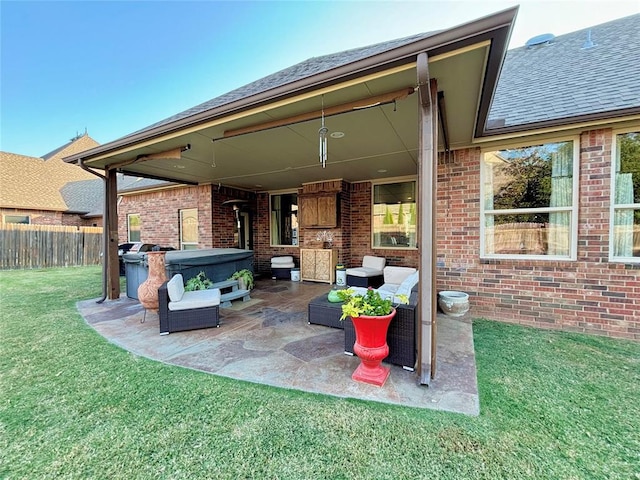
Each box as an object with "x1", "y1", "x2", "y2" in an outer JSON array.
[{"x1": 1, "y1": 266, "x2": 639, "y2": 479}]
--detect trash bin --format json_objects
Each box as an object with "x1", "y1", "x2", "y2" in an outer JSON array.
[
  {"x1": 336, "y1": 265, "x2": 346, "y2": 286},
  {"x1": 123, "y1": 252, "x2": 149, "y2": 299},
  {"x1": 290, "y1": 267, "x2": 300, "y2": 282}
]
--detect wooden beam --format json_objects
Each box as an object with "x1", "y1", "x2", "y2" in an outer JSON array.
[
  {"x1": 223, "y1": 87, "x2": 415, "y2": 138},
  {"x1": 105, "y1": 168, "x2": 120, "y2": 299},
  {"x1": 416, "y1": 52, "x2": 438, "y2": 385}
]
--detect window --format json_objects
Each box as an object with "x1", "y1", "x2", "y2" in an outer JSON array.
[
  {"x1": 481, "y1": 140, "x2": 578, "y2": 259},
  {"x1": 372, "y1": 180, "x2": 417, "y2": 249},
  {"x1": 3, "y1": 215, "x2": 29, "y2": 224},
  {"x1": 270, "y1": 193, "x2": 298, "y2": 246},
  {"x1": 180, "y1": 208, "x2": 198, "y2": 250},
  {"x1": 127, "y1": 214, "x2": 141, "y2": 242},
  {"x1": 610, "y1": 131, "x2": 640, "y2": 262}
]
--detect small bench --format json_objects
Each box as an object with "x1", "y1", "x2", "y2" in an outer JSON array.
[{"x1": 210, "y1": 279, "x2": 251, "y2": 308}]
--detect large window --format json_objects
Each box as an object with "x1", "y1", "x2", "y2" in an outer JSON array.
[
  {"x1": 180, "y1": 208, "x2": 198, "y2": 250},
  {"x1": 372, "y1": 180, "x2": 417, "y2": 249},
  {"x1": 481, "y1": 140, "x2": 578, "y2": 259},
  {"x1": 610, "y1": 131, "x2": 640, "y2": 262},
  {"x1": 270, "y1": 193, "x2": 298, "y2": 246},
  {"x1": 127, "y1": 214, "x2": 141, "y2": 242}
]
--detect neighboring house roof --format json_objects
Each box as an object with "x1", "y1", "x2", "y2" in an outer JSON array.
[
  {"x1": 134, "y1": 31, "x2": 438, "y2": 137},
  {"x1": 60, "y1": 179, "x2": 104, "y2": 216},
  {"x1": 488, "y1": 13, "x2": 640, "y2": 132},
  {"x1": 0, "y1": 134, "x2": 102, "y2": 213}
]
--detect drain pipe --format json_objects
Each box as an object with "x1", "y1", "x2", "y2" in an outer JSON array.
[{"x1": 79, "y1": 158, "x2": 108, "y2": 303}]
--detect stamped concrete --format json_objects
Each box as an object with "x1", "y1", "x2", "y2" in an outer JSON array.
[{"x1": 77, "y1": 279, "x2": 479, "y2": 415}]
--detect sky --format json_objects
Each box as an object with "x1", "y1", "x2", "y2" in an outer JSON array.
[{"x1": 1, "y1": 0, "x2": 639, "y2": 158}]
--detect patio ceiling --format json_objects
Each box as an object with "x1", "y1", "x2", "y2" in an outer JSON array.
[{"x1": 68, "y1": 8, "x2": 516, "y2": 192}]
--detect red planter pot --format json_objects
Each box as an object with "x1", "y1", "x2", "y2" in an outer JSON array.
[{"x1": 350, "y1": 308, "x2": 396, "y2": 387}]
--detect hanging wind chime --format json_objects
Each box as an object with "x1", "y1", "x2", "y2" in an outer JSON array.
[{"x1": 318, "y1": 97, "x2": 328, "y2": 168}]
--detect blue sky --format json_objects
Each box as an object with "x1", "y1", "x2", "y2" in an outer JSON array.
[{"x1": 2, "y1": 0, "x2": 638, "y2": 158}]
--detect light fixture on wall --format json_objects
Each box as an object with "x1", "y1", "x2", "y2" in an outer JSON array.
[{"x1": 318, "y1": 96, "x2": 328, "y2": 168}]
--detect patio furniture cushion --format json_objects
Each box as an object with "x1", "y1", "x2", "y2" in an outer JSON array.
[
  {"x1": 382, "y1": 266, "x2": 417, "y2": 286},
  {"x1": 271, "y1": 256, "x2": 294, "y2": 266},
  {"x1": 166, "y1": 274, "x2": 185, "y2": 302},
  {"x1": 168, "y1": 288, "x2": 221, "y2": 311},
  {"x1": 394, "y1": 270, "x2": 419, "y2": 298},
  {"x1": 345, "y1": 255, "x2": 385, "y2": 277}
]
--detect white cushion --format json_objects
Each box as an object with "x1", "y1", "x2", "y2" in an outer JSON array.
[
  {"x1": 362, "y1": 255, "x2": 386, "y2": 270},
  {"x1": 383, "y1": 266, "x2": 417, "y2": 285},
  {"x1": 271, "y1": 256, "x2": 294, "y2": 266},
  {"x1": 166, "y1": 274, "x2": 185, "y2": 302},
  {"x1": 345, "y1": 266, "x2": 383, "y2": 278},
  {"x1": 395, "y1": 270, "x2": 419, "y2": 298},
  {"x1": 169, "y1": 288, "x2": 221, "y2": 311},
  {"x1": 272, "y1": 263, "x2": 294, "y2": 269}
]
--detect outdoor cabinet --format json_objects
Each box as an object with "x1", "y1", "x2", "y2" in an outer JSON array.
[
  {"x1": 300, "y1": 248, "x2": 337, "y2": 283},
  {"x1": 299, "y1": 194, "x2": 338, "y2": 228}
]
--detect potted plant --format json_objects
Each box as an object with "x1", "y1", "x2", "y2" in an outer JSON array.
[
  {"x1": 229, "y1": 269, "x2": 254, "y2": 291},
  {"x1": 337, "y1": 288, "x2": 408, "y2": 387},
  {"x1": 184, "y1": 271, "x2": 213, "y2": 291}
]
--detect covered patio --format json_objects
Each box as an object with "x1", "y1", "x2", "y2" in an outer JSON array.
[
  {"x1": 65, "y1": 8, "x2": 518, "y2": 386},
  {"x1": 78, "y1": 278, "x2": 478, "y2": 414}
]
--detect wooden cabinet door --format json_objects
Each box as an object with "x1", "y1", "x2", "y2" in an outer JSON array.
[
  {"x1": 300, "y1": 249, "x2": 316, "y2": 280},
  {"x1": 314, "y1": 249, "x2": 334, "y2": 282},
  {"x1": 299, "y1": 197, "x2": 318, "y2": 228},
  {"x1": 316, "y1": 195, "x2": 337, "y2": 227}
]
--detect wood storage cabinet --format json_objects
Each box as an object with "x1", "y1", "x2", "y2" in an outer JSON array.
[
  {"x1": 299, "y1": 194, "x2": 338, "y2": 228},
  {"x1": 300, "y1": 248, "x2": 337, "y2": 283}
]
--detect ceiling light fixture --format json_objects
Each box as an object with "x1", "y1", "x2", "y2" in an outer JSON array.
[
  {"x1": 211, "y1": 138, "x2": 217, "y2": 168},
  {"x1": 319, "y1": 96, "x2": 328, "y2": 168},
  {"x1": 330, "y1": 131, "x2": 345, "y2": 139}
]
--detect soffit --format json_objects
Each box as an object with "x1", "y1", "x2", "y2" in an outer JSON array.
[{"x1": 88, "y1": 45, "x2": 488, "y2": 192}]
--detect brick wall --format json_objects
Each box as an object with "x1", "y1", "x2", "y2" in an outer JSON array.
[
  {"x1": 115, "y1": 126, "x2": 638, "y2": 339},
  {"x1": 435, "y1": 128, "x2": 639, "y2": 340}
]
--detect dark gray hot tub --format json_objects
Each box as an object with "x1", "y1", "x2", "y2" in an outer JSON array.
[{"x1": 164, "y1": 248, "x2": 254, "y2": 284}]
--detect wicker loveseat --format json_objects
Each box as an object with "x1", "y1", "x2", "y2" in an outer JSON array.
[
  {"x1": 308, "y1": 285, "x2": 419, "y2": 371},
  {"x1": 158, "y1": 274, "x2": 221, "y2": 335}
]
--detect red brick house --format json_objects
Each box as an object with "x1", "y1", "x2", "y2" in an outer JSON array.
[
  {"x1": 0, "y1": 134, "x2": 104, "y2": 227},
  {"x1": 65, "y1": 8, "x2": 640, "y2": 382}
]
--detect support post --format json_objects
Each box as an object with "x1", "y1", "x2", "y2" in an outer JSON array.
[
  {"x1": 105, "y1": 168, "x2": 120, "y2": 299},
  {"x1": 416, "y1": 52, "x2": 438, "y2": 385}
]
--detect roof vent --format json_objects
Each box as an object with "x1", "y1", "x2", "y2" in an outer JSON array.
[
  {"x1": 525, "y1": 33, "x2": 555, "y2": 48},
  {"x1": 582, "y1": 29, "x2": 596, "y2": 49}
]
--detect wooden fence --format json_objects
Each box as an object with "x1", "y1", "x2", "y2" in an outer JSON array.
[{"x1": 0, "y1": 224, "x2": 103, "y2": 270}]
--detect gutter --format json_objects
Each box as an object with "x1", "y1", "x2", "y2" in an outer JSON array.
[
  {"x1": 63, "y1": 6, "x2": 518, "y2": 165},
  {"x1": 78, "y1": 159, "x2": 108, "y2": 304}
]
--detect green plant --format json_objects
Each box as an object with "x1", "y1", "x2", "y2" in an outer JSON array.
[
  {"x1": 184, "y1": 271, "x2": 213, "y2": 291},
  {"x1": 337, "y1": 287, "x2": 408, "y2": 320},
  {"x1": 229, "y1": 269, "x2": 254, "y2": 290}
]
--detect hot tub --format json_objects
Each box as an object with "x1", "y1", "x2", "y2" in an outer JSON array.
[{"x1": 164, "y1": 248, "x2": 254, "y2": 284}]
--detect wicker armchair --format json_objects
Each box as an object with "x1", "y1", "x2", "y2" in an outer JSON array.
[{"x1": 158, "y1": 277, "x2": 220, "y2": 335}]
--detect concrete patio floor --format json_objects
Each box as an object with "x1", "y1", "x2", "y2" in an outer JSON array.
[{"x1": 77, "y1": 278, "x2": 479, "y2": 415}]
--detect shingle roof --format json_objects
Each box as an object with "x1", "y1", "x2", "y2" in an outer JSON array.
[
  {"x1": 489, "y1": 13, "x2": 640, "y2": 129},
  {"x1": 0, "y1": 134, "x2": 101, "y2": 212},
  {"x1": 130, "y1": 32, "x2": 436, "y2": 137},
  {"x1": 60, "y1": 179, "x2": 104, "y2": 216}
]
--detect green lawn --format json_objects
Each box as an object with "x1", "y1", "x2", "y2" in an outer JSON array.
[{"x1": 1, "y1": 267, "x2": 638, "y2": 479}]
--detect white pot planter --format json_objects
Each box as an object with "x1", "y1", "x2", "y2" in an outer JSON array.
[{"x1": 438, "y1": 291, "x2": 470, "y2": 317}]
